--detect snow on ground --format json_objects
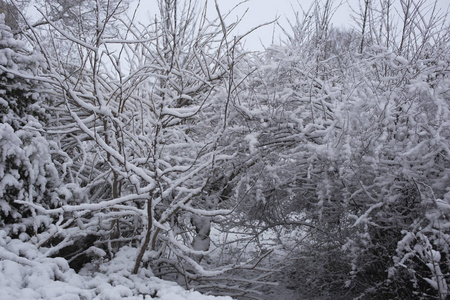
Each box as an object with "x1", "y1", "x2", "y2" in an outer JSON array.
[{"x1": 0, "y1": 230, "x2": 233, "y2": 300}]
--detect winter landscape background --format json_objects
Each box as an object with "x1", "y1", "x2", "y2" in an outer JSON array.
[{"x1": 0, "y1": 0, "x2": 449, "y2": 299}]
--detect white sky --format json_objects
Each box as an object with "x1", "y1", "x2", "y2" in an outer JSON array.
[{"x1": 132, "y1": 0, "x2": 449, "y2": 50}]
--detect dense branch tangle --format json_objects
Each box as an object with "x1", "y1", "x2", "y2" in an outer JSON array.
[{"x1": 11, "y1": 0, "x2": 276, "y2": 297}]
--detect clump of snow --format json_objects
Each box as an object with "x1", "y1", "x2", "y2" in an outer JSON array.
[
  {"x1": 0, "y1": 230, "x2": 233, "y2": 300},
  {"x1": 244, "y1": 132, "x2": 259, "y2": 154}
]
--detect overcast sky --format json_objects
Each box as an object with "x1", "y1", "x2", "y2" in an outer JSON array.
[{"x1": 133, "y1": 0, "x2": 449, "y2": 50}]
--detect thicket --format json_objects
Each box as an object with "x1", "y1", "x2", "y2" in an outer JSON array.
[{"x1": 0, "y1": 0, "x2": 449, "y2": 299}]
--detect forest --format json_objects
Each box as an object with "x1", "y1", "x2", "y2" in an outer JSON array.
[{"x1": 0, "y1": 0, "x2": 449, "y2": 299}]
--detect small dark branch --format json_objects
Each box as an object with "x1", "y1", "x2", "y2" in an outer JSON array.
[
  {"x1": 133, "y1": 197, "x2": 153, "y2": 274},
  {"x1": 360, "y1": 0, "x2": 370, "y2": 54}
]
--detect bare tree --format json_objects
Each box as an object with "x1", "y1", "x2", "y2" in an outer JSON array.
[{"x1": 9, "y1": 0, "x2": 274, "y2": 298}]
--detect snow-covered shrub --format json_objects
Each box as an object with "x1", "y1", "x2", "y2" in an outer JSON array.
[
  {"x1": 0, "y1": 15, "x2": 62, "y2": 237},
  {"x1": 225, "y1": 0, "x2": 450, "y2": 298},
  {"x1": 0, "y1": 13, "x2": 46, "y2": 129},
  {"x1": 391, "y1": 193, "x2": 450, "y2": 299},
  {"x1": 0, "y1": 123, "x2": 59, "y2": 232},
  {"x1": 0, "y1": 1, "x2": 275, "y2": 297}
]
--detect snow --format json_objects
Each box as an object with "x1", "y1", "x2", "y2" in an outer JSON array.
[
  {"x1": 0, "y1": 230, "x2": 233, "y2": 300},
  {"x1": 244, "y1": 132, "x2": 259, "y2": 154}
]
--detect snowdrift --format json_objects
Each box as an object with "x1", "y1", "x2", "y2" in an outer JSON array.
[{"x1": 0, "y1": 230, "x2": 233, "y2": 300}]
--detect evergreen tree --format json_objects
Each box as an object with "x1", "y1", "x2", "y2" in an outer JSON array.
[{"x1": 0, "y1": 15, "x2": 60, "y2": 237}]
